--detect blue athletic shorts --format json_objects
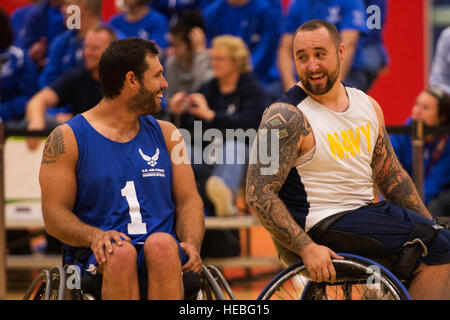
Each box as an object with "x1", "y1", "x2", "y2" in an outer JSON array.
[
  {"x1": 64, "y1": 233, "x2": 188, "y2": 280},
  {"x1": 329, "y1": 201, "x2": 450, "y2": 265}
]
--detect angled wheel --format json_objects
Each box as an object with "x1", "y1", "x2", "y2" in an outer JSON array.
[
  {"x1": 258, "y1": 254, "x2": 411, "y2": 300},
  {"x1": 48, "y1": 265, "x2": 67, "y2": 300},
  {"x1": 199, "y1": 265, "x2": 236, "y2": 300},
  {"x1": 23, "y1": 269, "x2": 51, "y2": 300}
]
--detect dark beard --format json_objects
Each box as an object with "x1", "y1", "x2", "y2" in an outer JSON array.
[
  {"x1": 127, "y1": 86, "x2": 161, "y2": 115},
  {"x1": 300, "y1": 61, "x2": 340, "y2": 95}
]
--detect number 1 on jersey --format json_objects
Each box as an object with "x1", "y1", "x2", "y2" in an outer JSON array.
[{"x1": 121, "y1": 181, "x2": 147, "y2": 235}]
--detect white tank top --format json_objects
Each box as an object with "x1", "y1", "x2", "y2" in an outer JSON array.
[{"x1": 294, "y1": 86, "x2": 379, "y2": 231}]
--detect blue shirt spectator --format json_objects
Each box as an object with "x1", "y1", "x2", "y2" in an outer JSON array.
[
  {"x1": 38, "y1": 0, "x2": 106, "y2": 88},
  {"x1": 149, "y1": 0, "x2": 211, "y2": 26},
  {"x1": 390, "y1": 88, "x2": 450, "y2": 209},
  {"x1": 202, "y1": 0, "x2": 281, "y2": 96},
  {"x1": 0, "y1": 7, "x2": 39, "y2": 123},
  {"x1": 10, "y1": 3, "x2": 35, "y2": 46},
  {"x1": 359, "y1": 0, "x2": 389, "y2": 82},
  {"x1": 109, "y1": 2, "x2": 169, "y2": 49},
  {"x1": 14, "y1": 0, "x2": 65, "y2": 51},
  {"x1": 390, "y1": 121, "x2": 450, "y2": 206},
  {"x1": 38, "y1": 29, "x2": 84, "y2": 88},
  {"x1": 430, "y1": 27, "x2": 450, "y2": 95},
  {"x1": 0, "y1": 45, "x2": 39, "y2": 122}
]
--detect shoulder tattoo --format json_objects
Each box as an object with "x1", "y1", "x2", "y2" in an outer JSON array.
[{"x1": 41, "y1": 126, "x2": 66, "y2": 165}]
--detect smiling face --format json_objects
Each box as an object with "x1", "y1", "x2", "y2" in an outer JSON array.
[
  {"x1": 293, "y1": 27, "x2": 343, "y2": 95},
  {"x1": 127, "y1": 55, "x2": 168, "y2": 115}
]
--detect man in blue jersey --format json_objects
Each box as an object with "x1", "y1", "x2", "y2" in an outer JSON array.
[
  {"x1": 246, "y1": 19, "x2": 449, "y2": 299},
  {"x1": 39, "y1": 38, "x2": 204, "y2": 299}
]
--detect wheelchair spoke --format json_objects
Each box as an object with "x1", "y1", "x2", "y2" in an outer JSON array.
[{"x1": 259, "y1": 257, "x2": 410, "y2": 300}]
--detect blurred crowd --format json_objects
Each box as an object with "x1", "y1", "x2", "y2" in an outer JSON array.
[{"x1": 1, "y1": 0, "x2": 449, "y2": 256}]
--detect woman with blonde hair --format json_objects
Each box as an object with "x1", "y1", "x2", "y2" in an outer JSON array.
[{"x1": 170, "y1": 34, "x2": 269, "y2": 222}]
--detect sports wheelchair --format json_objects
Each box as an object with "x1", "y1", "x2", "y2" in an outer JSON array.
[
  {"x1": 257, "y1": 214, "x2": 449, "y2": 300},
  {"x1": 22, "y1": 262, "x2": 236, "y2": 300}
]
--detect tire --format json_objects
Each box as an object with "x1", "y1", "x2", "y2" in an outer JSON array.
[{"x1": 258, "y1": 253, "x2": 411, "y2": 300}]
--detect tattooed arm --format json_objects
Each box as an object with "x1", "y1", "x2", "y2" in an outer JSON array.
[
  {"x1": 246, "y1": 102, "x2": 342, "y2": 282},
  {"x1": 369, "y1": 97, "x2": 433, "y2": 219},
  {"x1": 40, "y1": 125, "x2": 130, "y2": 263}
]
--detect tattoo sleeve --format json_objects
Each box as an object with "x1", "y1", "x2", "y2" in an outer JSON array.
[
  {"x1": 41, "y1": 126, "x2": 66, "y2": 165},
  {"x1": 371, "y1": 125, "x2": 432, "y2": 219},
  {"x1": 246, "y1": 103, "x2": 313, "y2": 255}
]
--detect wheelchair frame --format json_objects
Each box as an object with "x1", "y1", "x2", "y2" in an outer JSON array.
[{"x1": 23, "y1": 264, "x2": 236, "y2": 300}]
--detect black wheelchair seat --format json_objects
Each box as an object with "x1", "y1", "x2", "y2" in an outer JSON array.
[{"x1": 307, "y1": 211, "x2": 394, "y2": 270}]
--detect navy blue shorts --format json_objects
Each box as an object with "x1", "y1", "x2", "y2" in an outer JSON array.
[
  {"x1": 65, "y1": 233, "x2": 188, "y2": 280},
  {"x1": 329, "y1": 201, "x2": 450, "y2": 265}
]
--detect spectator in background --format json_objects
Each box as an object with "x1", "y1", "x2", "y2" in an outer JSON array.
[
  {"x1": 165, "y1": 10, "x2": 214, "y2": 125},
  {"x1": 390, "y1": 87, "x2": 450, "y2": 217},
  {"x1": 38, "y1": 0, "x2": 103, "y2": 89},
  {"x1": 202, "y1": 0, "x2": 282, "y2": 101},
  {"x1": 358, "y1": 0, "x2": 389, "y2": 88},
  {"x1": 149, "y1": 0, "x2": 211, "y2": 26},
  {"x1": 278, "y1": 0, "x2": 380, "y2": 92},
  {"x1": 10, "y1": 0, "x2": 42, "y2": 45},
  {"x1": 0, "y1": 7, "x2": 39, "y2": 126},
  {"x1": 26, "y1": 26, "x2": 116, "y2": 150},
  {"x1": 430, "y1": 27, "x2": 450, "y2": 94},
  {"x1": 109, "y1": 0, "x2": 169, "y2": 50},
  {"x1": 170, "y1": 35, "x2": 269, "y2": 218},
  {"x1": 12, "y1": 0, "x2": 65, "y2": 69}
]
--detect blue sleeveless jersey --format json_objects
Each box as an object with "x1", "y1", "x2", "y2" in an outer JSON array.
[{"x1": 65, "y1": 114, "x2": 176, "y2": 252}]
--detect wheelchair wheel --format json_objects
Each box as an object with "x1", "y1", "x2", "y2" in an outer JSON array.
[
  {"x1": 199, "y1": 265, "x2": 236, "y2": 300},
  {"x1": 22, "y1": 269, "x2": 51, "y2": 300},
  {"x1": 258, "y1": 254, "x2": 411, "y2": 300},
  {"x1": 48, "y1": 265, "x2": 67, "y2": 300}
]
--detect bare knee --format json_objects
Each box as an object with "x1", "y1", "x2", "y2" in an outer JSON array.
[
  {"x1": 103, "y1": 241, "x2": 137, "y2": 275},
  {"x1": 144, "y1": 233, "x2": 180, "y2": 270}
]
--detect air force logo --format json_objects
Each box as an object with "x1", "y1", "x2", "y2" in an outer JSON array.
[
  {"x1": 139, "y1": 148, "x2": 165, "y2": 178},
  {"x1": 139, "y1": 148, "x2": 159, "y2": 167}
]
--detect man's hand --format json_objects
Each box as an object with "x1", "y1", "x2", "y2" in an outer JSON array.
[
  {"x1": 300, "y1": 242, "x2": 344, "y2": 283},
  {"x1": 180, "y1": 242, "x2": 202, "y2": 274},
  {"x1": 90, "y1": 230, "x2": 131, "y2": 266}
]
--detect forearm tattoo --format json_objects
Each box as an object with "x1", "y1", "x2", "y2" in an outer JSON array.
[
  {"x1": 246, "y1": 103, "x2": 313, "y2": 254},
  {"x1": 371, "y1": 125, "x2": 431, "y2": 218},
  {"x1": 42, "y1": 126, "x2": 66, "y2": 165}
]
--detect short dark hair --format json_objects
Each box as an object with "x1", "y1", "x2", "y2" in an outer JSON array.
[
  {"x1": 98, "y1": 38, "x2": 159, "y2": 98},
  {"x1": 293, "y1": 19, "x2": 342, "y2": 49},
  {"x1": 426, "y1": 86, "x2": 450, "y2": 125}
]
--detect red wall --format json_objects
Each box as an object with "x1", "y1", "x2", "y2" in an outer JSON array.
[
  {"x1": 368, "y1": 0, "x2": 426, "y2": 125},
  {"x1": 3, "y1": 0, "x2": 427, "y2": 125},
  {"x1": 1, "y1": 0, "x2": 30, "y2": 13}
]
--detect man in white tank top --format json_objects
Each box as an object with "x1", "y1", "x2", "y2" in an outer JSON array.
[{"x1": 246, "y1": 19, "x2": 449, "y2": 299}]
